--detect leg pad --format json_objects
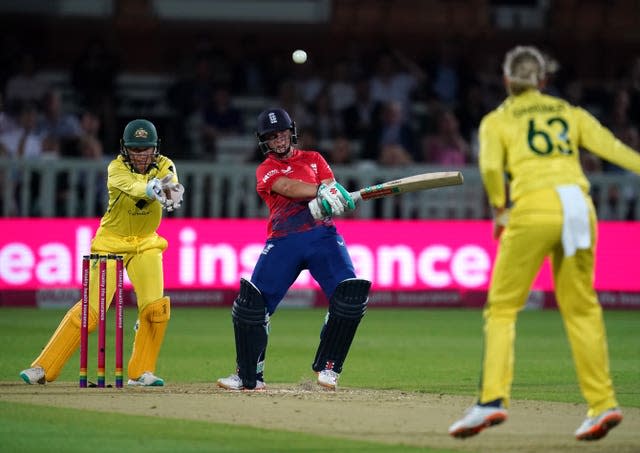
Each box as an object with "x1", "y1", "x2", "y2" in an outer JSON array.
[
  {"x1": 127, "y1": 297, "x2": 170, "y2": 379},
  {"x1": 312, "y1": 278, "x2": 370, "y2": 374},
  {"x1": 32, "y1": 301, "x2": 97, "y2": 382},
  {"x1": 233, "y1": 278, "x2": 268, "y2": 389}
]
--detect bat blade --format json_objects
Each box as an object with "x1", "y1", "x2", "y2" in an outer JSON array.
[{"x1": 354, "y1": 171, "x2": 463, "y2": 201}]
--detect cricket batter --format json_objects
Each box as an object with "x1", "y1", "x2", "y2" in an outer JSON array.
[
  {"x1": 449, "y1": 46, "x2": 640, "y2": 441},
  {"x1": 20, "y1": 119, "x2": 184, "y2": 386},
  {"x1": 217, "y1": 108, "x2": 370, "y2": 391}
]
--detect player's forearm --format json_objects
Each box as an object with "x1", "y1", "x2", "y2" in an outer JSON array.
[
  {"x1": 271, "y1": 177, "x2": 321, "y2": 199},
  {"x1": 109, "y1": 174, "x2": 149, "y2": 199}
]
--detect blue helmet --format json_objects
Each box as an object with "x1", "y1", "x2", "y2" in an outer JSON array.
[{"x1": 256, "y1": 108, "x2": 297, "y2": 154}]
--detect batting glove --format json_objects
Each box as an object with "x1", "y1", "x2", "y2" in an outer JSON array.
[{"x1": 309, "y1": 181, "x2": 355, "y2": 219}]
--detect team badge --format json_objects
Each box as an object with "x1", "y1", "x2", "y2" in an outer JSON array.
[{"x1": 134, "y1": 128, "x2": 149, "y2": 138}]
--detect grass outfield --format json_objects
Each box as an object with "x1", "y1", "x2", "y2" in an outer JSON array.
[{"x1": 1, "y1": 307, "x2": 638, "y2": 451}]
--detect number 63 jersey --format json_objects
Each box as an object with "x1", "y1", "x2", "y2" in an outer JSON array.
[{"x1": 478, "y1": 89, "x2": 640, "y2": 209}]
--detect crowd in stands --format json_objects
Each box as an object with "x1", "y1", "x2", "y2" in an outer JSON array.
[{"x1": 1, "y1": 35, "x2": 639, "y2": 218}]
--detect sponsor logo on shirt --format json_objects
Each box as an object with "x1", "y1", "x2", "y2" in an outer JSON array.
[
  {"x1": 282, "y1": 166, "x2": 293, "y2": 174},
  {"x1": 262, "y1": 169, "x2": 279, "y2": 183},
  {"x1": 261, "y1": 243, "x2": 274, "y2": 255}
]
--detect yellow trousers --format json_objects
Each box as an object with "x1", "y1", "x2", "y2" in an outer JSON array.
[
  {"x1": 480, "y1": 188, "x2": 618, "y2": 417},
  {"x1": 88, "y1": 227, "x2": 168, "y2": 312},
  {"x1": 32, "y1": 228, "x2": 170, "y2": 381}
]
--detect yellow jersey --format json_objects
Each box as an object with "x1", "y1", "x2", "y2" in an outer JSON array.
[
  {"x1": 479, "y1": 89, "x2": 640, "y2": 208},
  {"x1": 99, "y1": 154, "x2": 178, "y2": 237}
]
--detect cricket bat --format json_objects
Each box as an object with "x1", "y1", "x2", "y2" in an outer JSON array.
[
  {"x1": 309, "y1": 171, "x2": 464, "y2": 219},
  {"x1": 350, "y1": 171, "x2": 463, "y2": 202}
]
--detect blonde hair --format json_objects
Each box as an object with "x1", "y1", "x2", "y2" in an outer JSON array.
[{"x1": 503, "y1": 45, "x2": 546, "y2": 95}]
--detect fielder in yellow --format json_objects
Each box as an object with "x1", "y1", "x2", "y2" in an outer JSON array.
[
  {"x1": 20, "y1": 119, "x2": 184, "y2": 387},
  {"x1": 449, "y1": 46, "x2": 640, "y2": 441}
]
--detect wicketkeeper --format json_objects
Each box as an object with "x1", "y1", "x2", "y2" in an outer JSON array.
[
  {"x1": 20, "y1": 118, "x2": 185, "y2": 386},
  {"x1": 217, "y1": 107, "x2": 370, "y2": 391}
]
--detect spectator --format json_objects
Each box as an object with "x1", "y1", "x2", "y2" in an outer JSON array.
[
  {"x1": 166, "y1": 55, "x2": 216, "y2": 158},
  {"x1": 72, "y1": 39, "x2": 119, "y2": 109},
  {"x1": 71, "y1": 38, "x2": 119, "y2": 151},
  {"x1": 327, "y1": 59, "x2": 356, "y2": 113},
  {"x1": 378, "y1": 143, "x2": 414, "y2": 167},
  {"x1": 427, "y1": 41, "x2": 463, "y2": 106},
  {"x1": 276, "y1": 79, "x2": 310, "y2": 129},
  {"x1": 627, "y1": 56, "x2": 640, "y2": 125},
  {"x1": 0, "y1": 92, "x2": 16, "y2": 134},
  {"x1": 4, "y1": 53, "x2": 49, "y2": 109},
  {"x1": 0, "y1": 35, "x2": 22, "y2": 98},
  {"x1": 230, "y1": 34, "x2": 267, "y2": 96},
  {"x1": 455, "y1": 81, "x2": 491, "y2": 157},
  {"x1": 342, "y1": 77, "x2": 383, "y2": 153},
  {"x1": 41, "y1": 135, "x2": 61, "y2": 160},
  {"x1": 79, "y1": 109, "x2": 102, "y2": 139},
  {"x1": 167, "y1": 55, "x2": 215, "y2": 118},
  {"x1": 0, "y1": 102, "x2": 43, "y2": 159},
  {"x1": 293, "y1": 58, "x2": 326, "y2": 106},
  {"x1": 76, "y1": 135, "x2": 108, "y2": 216},
  {"x1": 363, "y1": 101, "x2": 418, "y2": 161},
  {"x1": 369, "y1": 49, "x2": 425, "y2": 116},
  {"x1": 36, "y1": 89, "x2": 82, "y2": 141},
  {"x1": 201, "y1": 86, "x2": 244, "y2": 159},
  {"x1": 0, "y1": 102, "x2": 45, "y2": 215},
  {"x1": 603, "y1": 124, "x2": 640, "y2": 220},
  {"x1": 307, "y1": 89, "x2": 341, "y2": 143},
  {"x1": 421, "y1": 108, "x2": 472, "y2": 166},
  {"x1": 326, "y1": 135, "x2": 356, "y2": 166},
  {"x1": 603, "y1": 88, "x2": 633, "y2": 174},
  {"x1": 297, "y1": 127, "x2": 328, "y2": 155}
]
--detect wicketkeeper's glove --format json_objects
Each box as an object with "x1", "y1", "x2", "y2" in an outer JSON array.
[
  {"x1": 159, "y1": 174, "x2": 185, "y2": 212},
  {"x1": 146, "y1": 178, "x2": 167, "y2": 204}
]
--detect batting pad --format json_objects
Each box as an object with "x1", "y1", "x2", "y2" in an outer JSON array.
[
  {"x1": 32, "y1": 301, "x2": 97, "y2": 382},
  {"x1": 312, "y1": 278, "x2": 370, "y2": 374},
  {"x1": 127, "y1": 297, "x2": 170, "y2": 379},
  {"x1": 233, "y1": 279, "x2": 268, "y2": 390}
]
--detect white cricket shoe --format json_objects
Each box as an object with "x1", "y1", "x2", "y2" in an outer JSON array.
[
  {"x1": 449, "y1": 404, "x2": 508, "y2": 438},
  {"x1": 127, "y1": 371, "x2": 164, "y2": 387},
  {"x1": 216, "y1": 374, "x2": 265, "y2": 391},
  {"x1": 20, "y1": 366, "x2": 46, "y2": 385},
  {"x1": 575, "y1": 408, "x2": 623, "y2": 441},
  {"x1": 317, "y1": 369, "x2": 339, "y2": 390}
]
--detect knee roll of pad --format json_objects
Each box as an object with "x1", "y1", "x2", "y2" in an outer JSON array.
[
  {"x1": 329, "y1": 278, "x2": 370, "y2": 319},
  {"x1": 232, "y1": 279, "x2": 268, "y2": 389},
  {"x1": 312, "y1": 278, "x2": 371, "y2": 374}
]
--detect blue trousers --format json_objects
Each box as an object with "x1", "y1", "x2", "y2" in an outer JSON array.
[{"x1": 251, "y1": 226, "x2": 355, "y2": 315}]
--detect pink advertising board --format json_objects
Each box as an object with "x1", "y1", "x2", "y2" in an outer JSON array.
[{"x1": 0, "y1": 219, "x2": 638, "y2": 308}]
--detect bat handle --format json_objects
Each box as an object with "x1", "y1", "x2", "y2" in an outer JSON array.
[{"x1": 350, "y1": 191, "x2": 362, "y2": 203}]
